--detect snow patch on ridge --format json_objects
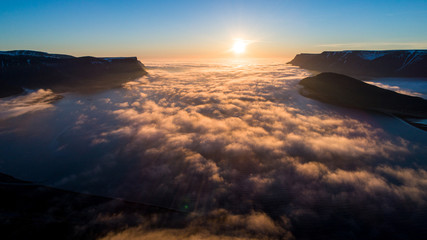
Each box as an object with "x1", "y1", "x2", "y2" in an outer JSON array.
[
  {"x1": 358, "y1": 52, "x2": 387, "y2": 61},
  {"x1": 398, "y1": 51, "x2": 426, "y2": 71},
  {"x1": 0, "y1": 50, "x2": 74, "y2": 59}
]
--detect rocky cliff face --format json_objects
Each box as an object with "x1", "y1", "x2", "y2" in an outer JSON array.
[
  {"x1": 289, "y1": 50, "x2": 427, "y2": 77},
  {"x1": 0, "y1": 50, "x2": 147, "y2": 97}
]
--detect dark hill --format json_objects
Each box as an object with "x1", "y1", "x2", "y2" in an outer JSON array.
[
  {"x1": 0, "y1": 173, "x2": 185, "y2": 239},
  {"x1": 0, "y1": 50, "x2": 147, "y2": 97},
  {"x1": 299, "y1": 72, "x2": 427, "y2": 119},
  {"x1": 289, "y1": 50, "x2": 427, "y2": 77}
]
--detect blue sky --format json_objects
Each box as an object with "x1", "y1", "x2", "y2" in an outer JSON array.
[{"x1": 1, "y1": 0, "x2": 427, "y2": 58}]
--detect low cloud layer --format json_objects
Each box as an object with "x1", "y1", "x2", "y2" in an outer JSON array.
[
  {"x1": 99, "y1": 210, "x2": 293, "y2": 240},
  {"x1": 0, "y1": 89, "x2": 60, "y2": 120},
  {"x1": 1, "y1": 59, "x2": 426, "y2": 239},
  {"x1": 366, "y1": 81, "x2": 426, "y2": 98}
]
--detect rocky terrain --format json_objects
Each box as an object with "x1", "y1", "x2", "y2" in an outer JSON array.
[
  {"x1": 0, "y1": 50, "x2": 147, "y2": 97},
  {"x1": 289, "y1": 50, "x2": 427, "y2": 77}
]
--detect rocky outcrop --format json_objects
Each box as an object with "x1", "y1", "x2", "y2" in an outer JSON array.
[
  {"x1": 289, "y1": 50, "x2": 427, "y2": 77},
  {"x1": 299, "y1": 72, "x2": 427, "y2": 119},
  {"x1": 0, "y1": 50, "x2": 147, "y2": 97}
]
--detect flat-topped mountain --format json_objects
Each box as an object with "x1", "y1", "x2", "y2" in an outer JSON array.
[
  {"x1": 299, "y1": 72, "x2": 427, "y2": 120},
  {"x1": 289, "y1": 50, "x2": 427, "y2": 77},
  {"x1": 0, "y1": 50, "x2": 147, "y2": 97}
]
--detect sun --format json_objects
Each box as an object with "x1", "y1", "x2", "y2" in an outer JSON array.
[{"x1": 231, "y1": 39, "x2": 247, "y2": 54}]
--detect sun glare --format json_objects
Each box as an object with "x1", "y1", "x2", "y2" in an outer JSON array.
[{"x1": 231, "y1": 39, "x2": 247, "y2": 54}]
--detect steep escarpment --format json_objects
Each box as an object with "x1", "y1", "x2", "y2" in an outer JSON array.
[
  {"x1": 289, "y1": 50, "x2": 427, "y2": 77},
  {"x1": 0, "y1": 50, "x2": 147, "y2": 97},
  {"x1": 299, "y1": 72, "x2": 427, "y2": 119}
]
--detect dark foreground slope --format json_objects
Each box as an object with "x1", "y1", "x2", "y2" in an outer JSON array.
[
  {"x1": 299, "y1": 72, "x2": 427, "y2": 119},
  {"x1": 289, "y1": 50, "x2": 427, "y2": 77},
  {"x1": 0, "y1": 173, "x2": 185, "y2": 239},
  {"x1": 0, "y1": 50, "x2": 147, "y2": 97}
]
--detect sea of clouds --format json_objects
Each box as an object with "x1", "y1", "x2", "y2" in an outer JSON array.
[{"x1": 1, "y1": 59, "x2": 426, "y2": 239}]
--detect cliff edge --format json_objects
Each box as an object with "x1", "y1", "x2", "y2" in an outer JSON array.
[
  {"x1": 0, "y1": 50, "x2": 147, "y2": 97},
  {"x1": 289, "y1": 50, "x2": 427, "y2": 77}
]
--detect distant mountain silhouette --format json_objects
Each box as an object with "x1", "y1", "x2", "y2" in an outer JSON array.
[
  {"x1": 0, "y1": 50, "x2": 147, "y2": 97},
  {"x1": 289, "y1": 50, "x2": 427, "y2": 77},
  {"x1": 299, "y1": 73, "x2": 427, "y2": 124}
]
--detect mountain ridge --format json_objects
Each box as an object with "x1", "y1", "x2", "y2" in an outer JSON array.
[
  {"x1": 289, "y1": 50, "x2": 427, "y2": 78},
  {"x1": 0, "y1": 50, "x2": 147, "y2": 97}
]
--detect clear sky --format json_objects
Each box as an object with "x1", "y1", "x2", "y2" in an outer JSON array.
[{"x1": 1, "y1": 0, "x2": 427, "y2": 59}]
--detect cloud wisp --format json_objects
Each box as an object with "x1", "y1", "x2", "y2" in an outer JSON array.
[{"x1": 0, "y1": 89, "x2": 61, "y2": 120}]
